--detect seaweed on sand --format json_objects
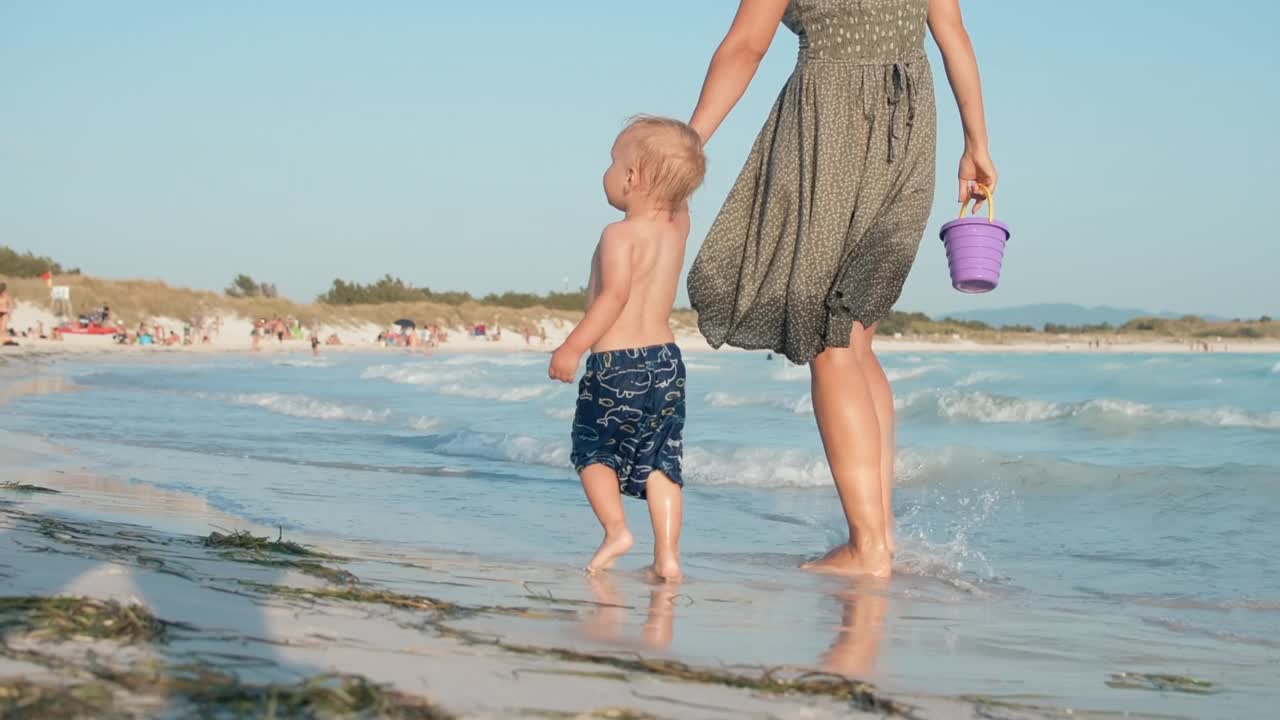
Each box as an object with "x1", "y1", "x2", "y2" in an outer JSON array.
[
  {"x1": 0, "y1": 668, "x2": 451, "y2": 719},
  {"x1": 203, "y1": 527, "x2": 356, "y2": 584},
  {"x1": 244, "y1": 583, "x2": 462, "y2": 615},
  {"x1": 203, "y1": 526, "x2": 320, "y2": 557},
  {"x1": 1106, "y1": 672, "x2": 1219, "y2": 695},
  {"x1": 0, "y1": 679, "x2": 127, "y2": 720},
  {"x1": 0, "y1": 481, "x2": 60, "y2": 494},
  {"x1": 0, "y1": 596, "x2": 191, "y2": 643},
  {"x1": 176, "y1": 671, "x2": 452, "y2": 719}
]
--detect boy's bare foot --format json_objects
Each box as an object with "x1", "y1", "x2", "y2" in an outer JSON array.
[
  {"x1": 586, "y1": 529, "x2": 634, "y2": 573},
  {"x1": 644, "y1": 558, "x2": 682, "y2": 583},
  {"x1": 801, "y1": 543, "x2": 892, "y2": 579}
]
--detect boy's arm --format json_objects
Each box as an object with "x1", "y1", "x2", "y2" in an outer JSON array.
[{"x1": 549, "y1": 225, "x2": 634, "y2": 382}]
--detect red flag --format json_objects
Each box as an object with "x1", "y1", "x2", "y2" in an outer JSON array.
[{"x1": 41, "y1": 271, "x2": 52, "y2": 287}]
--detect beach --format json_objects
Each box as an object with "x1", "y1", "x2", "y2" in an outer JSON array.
[
  {"x1": 7, "y1": 300, "x2": 1280, "y2": 358},
  {"x1": 3, "y1": 337, "x2": 1278, "y2": 719}
]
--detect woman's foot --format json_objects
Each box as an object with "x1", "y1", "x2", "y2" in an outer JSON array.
[
  {"x1": 586, "y1": 529, "x2": 634, "y2": 573},
  {"x1": 802, "y1": 543, "x2": 892, "y2": 579},
  {"x1": 644, "y1": 557, "x2": 683, "y2": 583}
]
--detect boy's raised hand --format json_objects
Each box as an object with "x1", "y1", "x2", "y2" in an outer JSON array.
[{"x1": 548, "y1": 343, "x2": 582, "y2": 383}]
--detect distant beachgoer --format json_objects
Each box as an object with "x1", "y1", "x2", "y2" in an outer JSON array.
[
  {"x1": 0, "y1": 282, "x2": 13, "y2": 341},
  {"x1": 310, "y1": 333, "x2": 320, "y2": 356},
  {"x1": 325, "y1": 333, "x2": 342, "y2": 346},
  {"x1": 252, "y1": 320, "x2": 264, "y2": 352},
  {"x1": 684, "y1": 0, "x2": 996, "y2": 578},
  {"x1": 547, "y1": 116, "x2": 705, "y2": 581}
]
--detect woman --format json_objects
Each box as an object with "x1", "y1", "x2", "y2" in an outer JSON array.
[{"x1": 687, "y1": 0, "x2": 997, "y2": 577}]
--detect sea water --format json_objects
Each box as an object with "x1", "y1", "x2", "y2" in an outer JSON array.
[{"x1": 3, "y1": 348, "x2": 1278, "y2": 717}]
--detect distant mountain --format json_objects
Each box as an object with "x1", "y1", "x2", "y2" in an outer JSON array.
[{"x1": 942, "y1": 303, "x2": 1224, "y2": 328}]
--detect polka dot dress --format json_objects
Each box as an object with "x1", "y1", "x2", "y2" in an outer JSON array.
[{"x1": 688, "y1": 0, "x2": 937, "y2": 365}]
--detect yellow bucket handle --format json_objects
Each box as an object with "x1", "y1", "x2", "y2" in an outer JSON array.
[{"x1": 959, "y1": 184, "x2": 995, "y2": 222}]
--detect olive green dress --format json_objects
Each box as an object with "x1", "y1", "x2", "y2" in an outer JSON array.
[{"x1": 688, "y1": 0, "x2": 937, "y2": 365}]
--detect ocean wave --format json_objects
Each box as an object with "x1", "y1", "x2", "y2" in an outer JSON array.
[
  {"x1": 703, "y1": 391, "x2": 811, "y2": 414},
  {"x1": 886, "y1": 365, "x2": 941, "y2": 382},
  {"x1": 272, "y1": 358, "x2": 334, "y2": 368},
  {"x1": 227, "y1": 393, "x2": 390, "y2": 423},
  {"x1": 1272, "y1": 361, "x2": 1280, "y2": 374},
  {"x1": 420, "y1": 430, "x2": 569, "y2": 467},
  {"x1": 898, "y1": 390, "x2": 1280, "y2": 431},
  {"x1": 435, "y1": 382, "x2": 554, "y2": 402},
  {"x1": 409, "y1": 417, "x2": 444, "y2": 432},
  {"x1": 440, "y1": 355, "x2": 544, "y2": 367},
  {"x1": 770, "y1": 362, "x2": 810, "y2": 382},
  {"x1": 684, "y1": 361, "x2": 721, "y2": 371},
  {"x1": 898, "y1": 390, "x2": 1063, "y2": 423},
  {"x1": 955, "y1": 370, "x2": 1012, "y2": 387},
  {"x1": 361, "y1": 364, "x2": 474, "y2": 386},
  {"x1": 544, "y1": 406, "x2": 575, "y2": 420},
  {"x1": 1070, "y1": 399, "x2": 1280, "y2": 432}
]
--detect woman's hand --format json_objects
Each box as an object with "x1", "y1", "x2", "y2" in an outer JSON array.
[{"x1": 958, "y1": 147, "x2": 997, "y2": 210}]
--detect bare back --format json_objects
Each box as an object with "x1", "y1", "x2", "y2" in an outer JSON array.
[{"x1": 588, "y1": 212, "x2": 689, "y2": 352}]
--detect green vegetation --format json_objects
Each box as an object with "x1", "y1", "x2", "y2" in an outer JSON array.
[
  {"x1": 318, "y1": 274, "x2": 587, "y2": 311},
  {"x1": 0, "y1": 246, "x2": 79, "y2": 278},
  {"x1": 0, "y1": 596, "x2": 180, "y2": 643},
  {"x1": 223, "y1": 273, "x2": 278, "y2": 299}
]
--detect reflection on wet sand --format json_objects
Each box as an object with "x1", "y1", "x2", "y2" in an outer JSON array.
[
  {"x1": 821, "y1": 580, "x2": 890, "y2": 678},
  {"x1": 581, "y1": 573, "x2": 681, "y2": 650}
]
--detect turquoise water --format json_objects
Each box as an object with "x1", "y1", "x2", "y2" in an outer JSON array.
[{"x1": 4, "y1": 349, "x2": 1279, "y2": 717}]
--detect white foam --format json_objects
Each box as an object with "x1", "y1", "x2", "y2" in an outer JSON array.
[
  {"x1": 684, "y1": 446, "x2": 833, "y2": 488},
  {"x1": 702, "y1": 391, "x2": 812, "y2": 414},
  {"x1": 228, "y1": 393, "x2": 390, "y2": 423},
  {"x1": 886, "y1": 365, "x2": 940, "y2": 382},
  {"x1": 544, "y1": 406, "x2": 575, "y2": 420},
  {"x1": 1271, "y1": 361, "x2": 1280, "y2": 374},
  {"x1": 409, "y1": 417, "x2": 445, "y2": 432},
  {"x1": 427, "y1": 430, "x2": 570, "y2": 467},
  {"x1": 770, "y1": 362, "x2": 810, "y2": 382},
  {"x1": 435, "y1": 383, "x2": 554, "y2": 402},
  {"x1": 361, "y1": 364, "x2": 475, "y2": 386},
  {"x1": 272, "y1": 358, "x2": 334, "y2": 368},
  {"x1": 1072, "y1": 399, "x2": 1280, "y2": 432},
  {"x1": 897, "y1": 390, "x2": 1280, "y2": 431},
  {"x1": 898, "y1": 390, "x2": 1064, "y2": 423},
  {"x1": 955, "y1": 370, "x2": 1012, "y2": 387},
  {"x1": 684, "y1": 361, "x2": 721, "y2": 372},
  {"x1": 441, "y1": 355, "x2": 543, "y2": 367}
]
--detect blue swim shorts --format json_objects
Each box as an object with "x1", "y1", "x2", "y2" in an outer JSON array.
[{"x1": 570, "y1": 343, "x2": 686, "y2": 499}]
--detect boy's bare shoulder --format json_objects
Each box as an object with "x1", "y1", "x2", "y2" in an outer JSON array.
[{"x1": 599, "y1": 220, "x2": 646, "y2": 250}]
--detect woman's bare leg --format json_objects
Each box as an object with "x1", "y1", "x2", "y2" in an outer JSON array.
[
  {"x1": 855, "y1": 324, "x2": 897, "y2": 556},
  {"x1": 802, "y1": 324, "x2": 892, "y2": 578}
]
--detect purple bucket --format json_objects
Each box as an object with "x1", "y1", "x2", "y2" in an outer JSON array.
[{"x1": 939, "y1": 189, "x2": 1010, "y2": 293}]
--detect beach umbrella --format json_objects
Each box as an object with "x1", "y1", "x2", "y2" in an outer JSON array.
[{"x1": 393, "y1": 318, "x2": 416, "y2": 330}]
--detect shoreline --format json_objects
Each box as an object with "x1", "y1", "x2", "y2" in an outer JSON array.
[{"x1": 0, "y1": 431, "x2": 1025, "y2": 720}]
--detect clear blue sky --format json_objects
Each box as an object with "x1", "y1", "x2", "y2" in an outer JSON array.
[{"x1": 2, "y1": 1, "x2": 1277, "y2": 318}]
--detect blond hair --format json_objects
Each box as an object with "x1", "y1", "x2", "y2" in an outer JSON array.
[{"x1": 621, "y1": 115, "x2": 706, "y2": 208}]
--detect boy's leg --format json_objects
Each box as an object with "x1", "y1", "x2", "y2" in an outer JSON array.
[
  {"x1": 581, "y1": 464, "x2": 633, "y2": 573},
  {"x1": 644, "y1": 471, "x2": 683, "y2": 581}
]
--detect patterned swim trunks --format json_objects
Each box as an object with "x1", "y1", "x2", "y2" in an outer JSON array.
[{"x1": 570, "y1": 343, "x2": 686, "y2": 499}]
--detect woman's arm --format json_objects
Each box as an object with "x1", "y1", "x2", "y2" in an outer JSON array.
[
  {"x1": 928, "y1": 0, "x2": 998, "y2": 207},
  {"x1": 688, "y1": 0, "x2": 790, "y2": 144}
]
